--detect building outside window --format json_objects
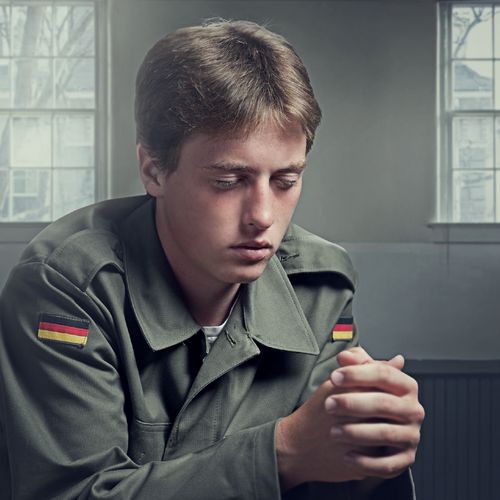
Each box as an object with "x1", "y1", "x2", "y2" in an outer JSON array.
[
  {"x1": 0, "y1": 0, "x2": 105, "y2": 222},
  {"x1": 438, "y1": 2, "x2": 500, "y2": 223}
]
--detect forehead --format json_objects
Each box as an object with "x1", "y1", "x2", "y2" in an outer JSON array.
[{"x1": 177, "y1": 121, "x2": 307, "y2": 170}]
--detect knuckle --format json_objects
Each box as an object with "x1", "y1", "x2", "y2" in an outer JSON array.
[
  {"x1": 408, "y1": 377, "x2": 419, "y2": 394},
  {"x1": 396, "y1": 449, "x2": 416, "y2": 470},
  {"x1": 410, "y1": 403, "x2": 425, "y2": 422},
  {"x1": 381, "y1": 425, "x2": 398, "y2": 443},
  {"x1": 379, "y1": 396, "x2": 393, "y2": 415},
  {"x1": 338, "y1": 395, "x2": 353, "y2": 412},
  {"x1": 409, "y1": 429, "x2": 421, "y2": 449},
  {"x1": 377, "y1": 363, "x2": 391, "y2": 381},
  {"x1": 417, "y1": 403, "x2": 426, "y2": 422},
  {"x1": 379, "y1": 461, "x2": 399, "y2": 478}
]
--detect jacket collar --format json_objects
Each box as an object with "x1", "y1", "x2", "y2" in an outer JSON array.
[
  {"x1": 242, "y1": 256, "x2": 319, "y2": 355},
  {"x1": 119, "y1": 196, "x2": 319, "y2": 355},
  {"x1": 119, "y1": 197, "x2": 200, "y2": 351}
]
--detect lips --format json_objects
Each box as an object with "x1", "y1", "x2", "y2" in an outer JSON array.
[
  {"x1": 230, "y1": 241, "x2": 273, "y2": 262},
  {"x1": 234, "y1": 240, "x2": 273, "y2": 250}
]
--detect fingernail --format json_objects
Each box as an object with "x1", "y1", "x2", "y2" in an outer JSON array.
[
  {"x1": 325, "y1": 398, "x2": 337, "y2": 413},
  {"x1": 331, "y1": 371, "x2": 344, "y2": 386}
]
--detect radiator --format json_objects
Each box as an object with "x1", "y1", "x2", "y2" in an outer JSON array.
[{"x1": 406, "y1": 361, "x2": 500, "y2": 500}]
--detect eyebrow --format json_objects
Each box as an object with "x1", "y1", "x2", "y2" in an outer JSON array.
[{"x1": 201, "y1": 161, "x2": 307, "y2": 174}]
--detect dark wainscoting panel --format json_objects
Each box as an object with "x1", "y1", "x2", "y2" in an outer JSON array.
[{"x1": 406, "y1": 360, "x2": 500, "y2": 500}]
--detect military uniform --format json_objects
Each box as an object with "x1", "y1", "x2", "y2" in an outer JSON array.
[{"x1": 0, "y1": 195, "x2": 414, "y2": 499}]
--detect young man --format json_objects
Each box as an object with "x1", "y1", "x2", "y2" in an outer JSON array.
[{"x1": 0, "y1": 20, "x2": 424, "y2": 499}]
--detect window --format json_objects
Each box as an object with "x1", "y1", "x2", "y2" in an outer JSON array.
[
  {"x1": 438, "y1": 2, "x2": 500, "y2": 223},
  {"x1": 0, "y1": 0, "x2": 106, "y2": 222}
]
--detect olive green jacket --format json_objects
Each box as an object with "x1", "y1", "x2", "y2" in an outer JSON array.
[{"x1": 0, "y1": 195, "x2": 414, "y2": 499}]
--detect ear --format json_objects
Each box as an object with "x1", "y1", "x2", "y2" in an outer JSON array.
[{"x1": 137, "y1": 143, "x2": 165, "y2": 197}]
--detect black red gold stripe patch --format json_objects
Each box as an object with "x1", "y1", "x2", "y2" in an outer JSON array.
[
  {"x1": 331, "y1": 317, "x2": 353, "y2": 342},
  {"x1": 37, "y1": 313, "x2": 90, "y2": 347}
]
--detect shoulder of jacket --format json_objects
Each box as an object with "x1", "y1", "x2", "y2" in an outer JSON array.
[
  {"x1": 18, "y1": 196, "x2": 148, "y2": 290},
  {"x1": 276, "y1": 224, "x2": 358, "y2": 290}
]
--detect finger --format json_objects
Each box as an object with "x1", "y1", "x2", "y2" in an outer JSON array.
[
  {"x1": 384, "y1": 354, "x2": 405, "y2": 370},
  {"x1": 330, "y1": 422, "x2": 421, "y2": 450},
  {"x1": 336, "y1": 352, "x2": 404, "y2": 377},
  {"x1": 330, "y1": 363, "x2": 419, "y2": 397},
  {"x1": 325, "y1": 392, "x2": 424, "y2": 424},
  {"x1": 337, "y1": 347, "x2": 373, "y2": 367},
  {"x1": 346, "y1": 448, "x2": 417, "y2": 479}
]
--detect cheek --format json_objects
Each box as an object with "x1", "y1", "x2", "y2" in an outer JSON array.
[
  {"x1": 175, "y1": 191, "x2": 240, "y2": 241},
  {"x1": 278, "y1": 188, "x2": 302, "y2": 221}
]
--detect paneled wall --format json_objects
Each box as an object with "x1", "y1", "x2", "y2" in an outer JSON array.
[{"x1": 408, "y1": 361, "x2": 500, "y2": 500}]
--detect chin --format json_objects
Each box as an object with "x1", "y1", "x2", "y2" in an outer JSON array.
[{"x1": 224, "y1": 263, "x2": 269, "y2": 285}]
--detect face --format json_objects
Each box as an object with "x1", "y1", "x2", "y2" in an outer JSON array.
[{"x1": 141, "y1": 120, "x2": 307, "y2": 293}]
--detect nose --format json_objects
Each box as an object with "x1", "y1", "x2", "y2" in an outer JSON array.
[{"x1": 243, "y1": 182, "x2": 274, "y2": 231}]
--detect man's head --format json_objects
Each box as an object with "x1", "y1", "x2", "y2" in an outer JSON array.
[
  {"x1": 136, "y1": 20, "x2": 322, "y2": 300},
  {"x1": 135, "y1": 19, "x2": 321, "y2": 172}
]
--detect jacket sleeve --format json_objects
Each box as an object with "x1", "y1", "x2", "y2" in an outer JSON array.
[{"x1": 0, "y1": 262, "x2": 280, "y2": 500}]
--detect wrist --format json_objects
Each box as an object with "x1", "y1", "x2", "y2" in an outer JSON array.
[{"x1": 275, "y1": 417, "x2": 304, "y2": 492}]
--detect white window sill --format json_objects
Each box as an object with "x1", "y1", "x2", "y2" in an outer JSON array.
[{"x1": 429, "y1": 223, "x2": 500, "y2": 243}]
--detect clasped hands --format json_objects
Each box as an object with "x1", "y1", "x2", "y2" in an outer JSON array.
[{"x1": 276, "y1": 347, "x2": 425, "y2": 491}]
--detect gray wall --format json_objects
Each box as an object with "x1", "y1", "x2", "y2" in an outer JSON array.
[
  {"x1": 110, "y1": 0, "x2": 437, "y2": 244},
  {"x1": 1, "y1": 1, "x2": 499, "y2": 360}
]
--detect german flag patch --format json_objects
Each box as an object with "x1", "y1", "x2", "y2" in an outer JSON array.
[
  {"x1": 331, "y1": 317, "x2": 354, "y2": 342},
  {"x1": 37, "y1": 313, "x2": 90, "y2": 348}
]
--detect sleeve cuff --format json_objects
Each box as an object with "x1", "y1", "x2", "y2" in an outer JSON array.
[{"x1": 251, "y1": 419, "x2": 282, "y2": 500}]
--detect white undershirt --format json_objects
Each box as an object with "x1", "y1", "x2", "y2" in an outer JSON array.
[
  {"x1": 200, "y1": 298, "x2": 238, "y2": 354},
  {"x1": 201, "y1": 320, "x2": 229, "y2": 353}
]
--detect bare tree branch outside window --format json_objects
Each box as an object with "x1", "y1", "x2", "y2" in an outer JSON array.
[{"x1": 0, "y1": 2, "x2": 96, "y2": 222}]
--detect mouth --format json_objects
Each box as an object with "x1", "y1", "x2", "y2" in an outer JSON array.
[{"x1": 230, "y1": 241, "x2": 274, "y2": 262}]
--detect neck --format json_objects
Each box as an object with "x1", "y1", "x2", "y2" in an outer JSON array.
[
  {"x1": 180, "y1": 279, "x2": 240, "y2": 326},
  {"x1": 165, "y1": 247, "x2": 240, "y2": 326},
  {"x1": 155, "y1": 209, "x2": 240, "y2": 326},
  {"x1": 166, "y1": 250, "x2": 240, "y2": 325}
]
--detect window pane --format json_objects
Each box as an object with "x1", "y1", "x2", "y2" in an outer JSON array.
[
  {"x1": 54, "y1": 114, "x2": 94, "y2": 167},
  {"x1": 495, "y1": 62, "x2": 500, "y2": 110},
  {"x1": 55, "y1": 6, "x2": 95, "y2": 57},
  {"x1": 0, "y1": 59, "x2": 9, "y2": 107},
  {"x1": 55, "y1": 58, "x2": 94, "y2": 108},
  {"x1": 497, "y1": 172, "x2": 500, "y2": 222},
  {"x1": 53, "y1": 168, "x2": 94, "y2": 219},
  {"x1": 0, "y1": 113, "x2": 8, "y2": 167},
  {"x1": 453, "y1": 116, "x2": 493, "y2": 169},
  {"x1": 12, "y1": 5, "x2": 51, "y2": 57},
  {"x1": 9, "y1": 168, "x2": 50, "y2": 221},
  {"x1": 0, "y1": 168, "x2": 7, "y2": 218},
  {"x1": 453, "y1": 61, "x2": 492, "y2": 110},
  {"x1": 495, "y1": 117, "x2": 500, "y2": 167},
  {"x1": 13, "y1": 58, "x2": 52, "y2": 108},
  {"x1": 11, "y1": 114, "x2": 51, "y2": 167},
  {"x1": 453, "y1": 170, "x2": 494, "y2": 222},
  {"x1": 452, "y1": 6, "x2": 493, "y2": 59},
  {"x1": 494, "y1": 7, "x2": 500, "y2": 58},
  {"x1": 0, "y1": 6, "x2": 10, "y2": 56}
]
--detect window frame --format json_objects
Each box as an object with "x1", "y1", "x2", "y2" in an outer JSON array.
[
  {"x1": 0, "y1": 0, "x2": 108, "y2": 241},
  {"x1": 433, "y1": 0, "x2": 500, "y2": 242}
]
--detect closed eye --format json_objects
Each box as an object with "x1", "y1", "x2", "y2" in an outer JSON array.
[
  {"x1": 212, "y1": 178, "x2": 242, "y2": 190},
  {"x1": 274, "y1": 175, "x2": 301, "y2": 190}
]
